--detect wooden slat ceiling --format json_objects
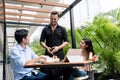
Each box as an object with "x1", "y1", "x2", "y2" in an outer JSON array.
[
  {"x1": 0, "y1": 0, "x2": 71, "y2": 51},
  {"x1": 0, "y1": 0, "x2": 70, "y2": 24}
]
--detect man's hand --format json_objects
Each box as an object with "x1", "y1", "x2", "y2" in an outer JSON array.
[
  {"x1": 46, "y1": 47, "x2": 53, "y2": 54},
  {"x1": 51, "y1": 46, "x2": 60, "y2": 53}
]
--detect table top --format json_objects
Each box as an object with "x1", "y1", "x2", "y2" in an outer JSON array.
[{"x1": 24, "y1": 61, "x2": 94, "y2": 68}]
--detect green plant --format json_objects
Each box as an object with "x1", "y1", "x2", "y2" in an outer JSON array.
[
  {"x1": 91, "y1": 16, "x2": 120, "y2": 79},
  {"x1": 29, "y1": 9, "x2": 120, "y2": 79},
  {"x1": 29, "y1": 39, "x2": 45, "y2": 55},
  {"x1": 73, "y1": 15, "x2": 120, "y2": 79}
]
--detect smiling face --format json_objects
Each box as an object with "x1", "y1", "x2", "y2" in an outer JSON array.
[
  {"x1": 79, "y1": 38, "x2": 94, "y2": 55},
  {"x1": 50, "y1": 14, "x2": 59, "y2": 26},
  {"x1": 79, "y1": 40, "x2": 87, "y2": 50},
  {"x1": 22, "y1": 35, "x2": 30, "y2": 45}
]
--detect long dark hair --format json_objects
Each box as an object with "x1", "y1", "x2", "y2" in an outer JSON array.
[{"x1": 82, "y1": 38, "x2": 94, "y2": 55}]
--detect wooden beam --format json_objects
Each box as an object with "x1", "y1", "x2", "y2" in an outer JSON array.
[
  {"x1": 0, "y1": 16, "x2": 49, "y2": 23},
  {"x1": 0, "y1": 4, "x2": 61, "y2": 13},
  {"x1": 0, "y1": 3, "x2": 3, "y2": 8},
  {"x1": 0, "y1": 11, "x2": 3, "y2": 14},
  {"x1": 5, "y1": 17, "x2": 50, "y2": 23},
  {"x1": 15, "y1": 0, "x2": 69, "y2": 8},
  {"x1": 0, "y1": 16, "x2": 4, "y2": 20},
  {"x1": 5, "y1": 4, "x2": 53, "y2": 13},
  {"x1": 5, "y1": 11, "x2": 50, "y2": 18}
]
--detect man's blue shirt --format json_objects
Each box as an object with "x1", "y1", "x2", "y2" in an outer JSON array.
[{"x1": 10, "y1": 44, "x2": 38, "y2": 80}]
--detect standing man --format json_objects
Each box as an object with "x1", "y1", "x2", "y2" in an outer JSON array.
[
  {"x1": 40, "y1": 11, "x2": 69, "y2": 80},
  {"x1": 10, "y1": 29, "x2": 48, "y2": 80},
  {"x1": 40, "y1": 11, "x2": 69, "y2": 60}
]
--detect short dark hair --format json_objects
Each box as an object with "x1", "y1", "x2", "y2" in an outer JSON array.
[
  {"x1": 14, "y1": 29, "x2": 28, "y2": 44},
  {"x1": 50, "y1": 11, "x2": 60, "y2": 18}
]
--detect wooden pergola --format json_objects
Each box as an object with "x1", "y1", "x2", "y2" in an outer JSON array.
[
  {"x1": 0, "y1": 0, "x2": 82, "y2": 80},
  {"x1": 0, "y1": 0, "x2": 69, "y2": 23}
]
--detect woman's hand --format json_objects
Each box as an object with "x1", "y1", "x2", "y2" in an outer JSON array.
[{"x1": 92, "y1": 55, "x2": 99, "y2": 61}]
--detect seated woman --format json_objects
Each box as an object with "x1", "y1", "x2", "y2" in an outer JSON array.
[{"x1": 70, "y1": 38, "x2": 98, "y2": 80}]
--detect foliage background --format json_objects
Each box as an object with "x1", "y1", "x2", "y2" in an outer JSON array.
[{"x1": 29, "y1": 8, "x2": 120, "y2": 79}]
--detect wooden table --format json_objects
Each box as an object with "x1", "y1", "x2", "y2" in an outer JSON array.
[
  {"x1": 24, "y1": 61, "x2": 95, "y2": 80},
  {"x1": 24, "y1": 61, "x2": 94, "y2": 68}
]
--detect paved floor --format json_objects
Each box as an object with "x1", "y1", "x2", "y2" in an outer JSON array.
[{"x1": 0, "y1": 64, "x2": 3, "y2": 80}]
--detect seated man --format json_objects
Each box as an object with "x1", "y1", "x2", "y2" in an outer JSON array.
[{"x1": 10, "y1": 29, "x2": 48, "y2": 80}]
